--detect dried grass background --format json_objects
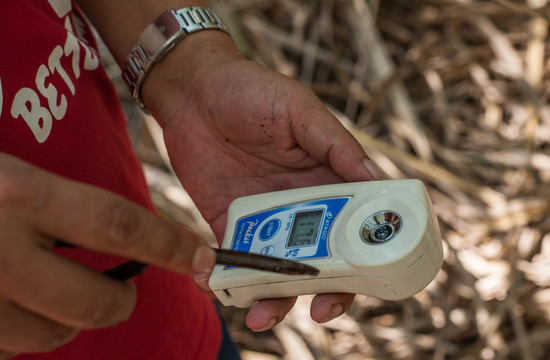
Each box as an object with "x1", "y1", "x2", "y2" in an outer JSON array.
[{"x1": 106, "y1": 0, "x2": 550, "y2": 358}]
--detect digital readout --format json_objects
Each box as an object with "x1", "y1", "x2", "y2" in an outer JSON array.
[{"x1": 287, "y1": 210, "x2": 324, "y2": 247}]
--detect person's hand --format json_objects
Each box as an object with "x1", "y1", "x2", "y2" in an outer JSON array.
[
  {"x1": 0, "y1": 154, "x2": 216, "y2": 359},
  {"x1": 143, "y1": 32, "x2": 382, "y2": 332}
]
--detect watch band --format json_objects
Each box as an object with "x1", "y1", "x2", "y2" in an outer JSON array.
[{"x1": 121, "y1": 7, "x2": 230, "y2": 111}]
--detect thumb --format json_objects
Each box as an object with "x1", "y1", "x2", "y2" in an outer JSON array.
[
  {"x1": 292, "y1": 98, "x2": 383, "y2": 182},
  {"x1": 6, "y1": 155, "x2": 218, "y2": 275}
]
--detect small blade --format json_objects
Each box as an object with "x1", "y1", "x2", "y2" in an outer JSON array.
[
  {"x1": 54, "y1": 241, "x2": 318, "y2": 278},
  {"x1": 214, "y1": 248, "x2": 320, "y2": 276},
  {"x1": 102, "y1": 261, "x2": 147, "y2": 281},
  {"x1": 54, "y1": 241, "x2": 146, "y2": 280}
]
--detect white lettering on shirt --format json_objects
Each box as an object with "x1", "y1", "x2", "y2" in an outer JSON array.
[
  {"x1": 64, "y1": 16, "x2": 99, "y2": 74},
  {"x1": 11, "y1": 87, "x2": 53, "y2": 143},
  {"x1": 64, "y1": 25, "x2": 82, "y2": 79},
  {"x1": 48, "y1": 0, "x2": 72, "y2": 18},
  {"x1": 8, "y1": 9, "x2": 100, "y2": 143},
  {"x1": 36, "y1": 62, "x2": 68, "y2": 121}
]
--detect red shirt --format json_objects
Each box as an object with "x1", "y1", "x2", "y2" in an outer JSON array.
[{"x1": 0, "y1": 1, "x2": 221, "y2": 358}]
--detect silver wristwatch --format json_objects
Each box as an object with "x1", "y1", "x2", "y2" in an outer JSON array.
[{"x1": 121, "y1": 7, "x2": 230, "y2": 111}]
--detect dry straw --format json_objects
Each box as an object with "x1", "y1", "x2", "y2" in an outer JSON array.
[{"x1": 114, "y1": 0, "x2": 550, "y2": 358}]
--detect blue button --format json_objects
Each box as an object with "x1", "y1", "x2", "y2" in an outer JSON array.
[
  {"x1": 260, "y1": 246, "x2": 275, "y2": 256},
  {"x1": 259, "y1": 219, "x2": 281, "y2": 241}
]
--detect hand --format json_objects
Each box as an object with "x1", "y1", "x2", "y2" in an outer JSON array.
[
  {"x1": 143, "y1": 32, "x2": 382, "y2": 331},
  {"x1": 0, "y1": 154, "x2": 215, "y2": 358}
]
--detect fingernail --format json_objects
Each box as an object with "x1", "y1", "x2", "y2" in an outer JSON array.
[
  {"x1": 363, "y1": 159, "x2": 383, "y2": 180},
  {"x1": 254, "y1": 317, "x2": 278, "y2": 332},
  {"x1": 192, "y1": 246, "x2": 216, "y2": 274},
  {"x1": 192, "y1": 272, "x2": 211, "y2": 292},
  {"x1": 192, "y1": 272, "x2": 210, "y2": 282},
  {"x1": 319, "y1": 304, "x2": 344, "y2": 323}
]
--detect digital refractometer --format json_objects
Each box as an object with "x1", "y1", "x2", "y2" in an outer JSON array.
[{"x1": 209, "y1": 179, "x2": 443, "y2": 308}]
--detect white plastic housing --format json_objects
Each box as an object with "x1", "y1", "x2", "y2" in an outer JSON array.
[{"x1": 209, "y1": 180, "x2": 443, "y2": 308}]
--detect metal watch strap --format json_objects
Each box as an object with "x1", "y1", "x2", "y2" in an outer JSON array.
[{"x1": 121, "y1": 7, "x2": 230, "y2": 111}]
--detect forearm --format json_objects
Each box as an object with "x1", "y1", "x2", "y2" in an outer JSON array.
[
  {"x1": 74, "y1": 0, "x2": 209, "y2": 63},
  {"x1": 75, "y1": 0, "x2": 242, "y2": 123}
]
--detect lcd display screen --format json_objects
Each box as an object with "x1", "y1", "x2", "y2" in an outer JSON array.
[{"x1": 287, "y1": 210, "x2": 323, "y2": 247}]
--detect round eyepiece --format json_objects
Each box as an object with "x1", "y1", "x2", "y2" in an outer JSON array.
[
  {"x1": 372, "y1": 223, "x2": 395, "y2": 242},
  {"x1": 360, "y1": 211, "x2": 402, "y2": 244}
]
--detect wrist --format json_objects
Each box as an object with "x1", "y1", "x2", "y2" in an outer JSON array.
[
  {"x1": 121, "y1": 6, "x2": 233, "y2": 114},
  {"x1": 77, "y1": 1, "x2": 210, "y2": 62},
  {"x1": 140, "y1": 28, "x2": 243, "y2": 124}
]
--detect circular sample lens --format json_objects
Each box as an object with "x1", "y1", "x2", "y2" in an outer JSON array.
[{"x1": 360, "y1": 211, "x2": 402, "y2": 244}]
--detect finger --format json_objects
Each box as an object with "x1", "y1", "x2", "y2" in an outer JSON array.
[
  {"x1": 292, "y1": 97, "x2": 383, "y2": 182},
  {"x1": 310, "y1": 293, "x2": 355, "y2": 323},
  {"x1": 0, "y1": 299, "x2": 78, "y2": 353},
  {"x1": 28, "y1": 165, "x2": 215, "y2": 275},
  {"x1": 0, "y1": 230, "x2": 137, "y2": 329},
  {"x1": 245, "y1": 297, "x2": 297, "y2": 332}
]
